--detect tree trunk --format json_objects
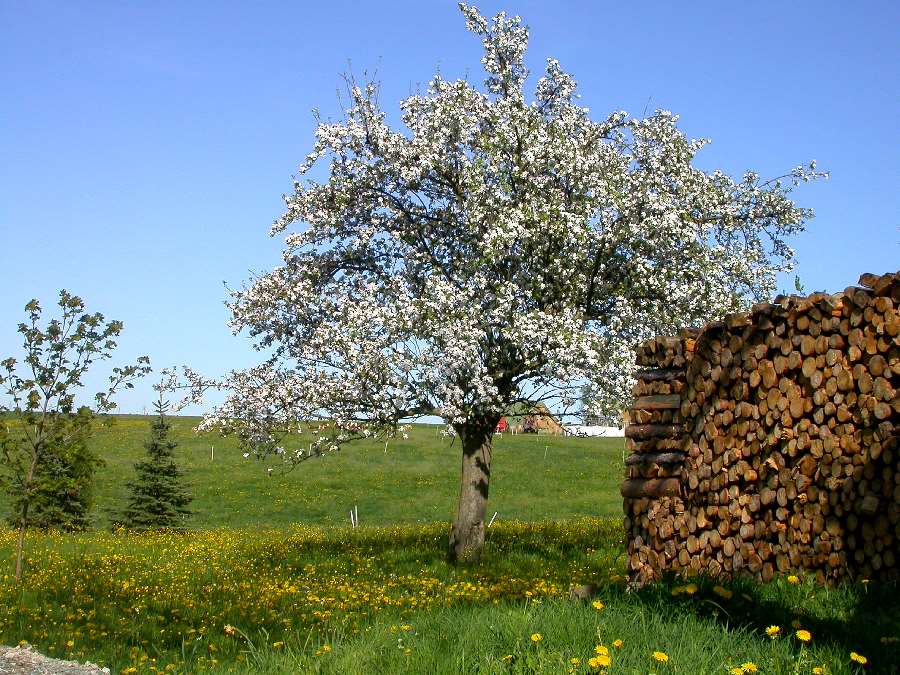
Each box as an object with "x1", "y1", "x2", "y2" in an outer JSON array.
[
  {"x1": 14, "y1": 502, "x2": 29, "y2": 583},
  {"x1": 14, "y1": 453, "x2": 38, "y2": 583},
  {"x1": 449, "y1": 421, "x2": 496, "y2": 564}
]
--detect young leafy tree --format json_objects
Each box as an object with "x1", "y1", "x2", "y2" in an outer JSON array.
[
  {"x1": 6, "y1": 405, "x2": 103, "y2": 531},
  {"x1": 0, "y1": 291, "x2": 150, "y2": 580},
  {"x1": 196, "y1": 5, "x2": 824, "y2": 563},
  {"x1": 119, "y1": 384, "x2": 192, "y2": 529}
]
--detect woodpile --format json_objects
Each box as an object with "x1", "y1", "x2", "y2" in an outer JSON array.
[{"x1": 623, "y1": 271, "x2": 899, "y2": 585}]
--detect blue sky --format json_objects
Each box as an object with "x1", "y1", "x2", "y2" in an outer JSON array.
[{"x1": 1, "y1": 1, "x2": 898, "y2": 414}]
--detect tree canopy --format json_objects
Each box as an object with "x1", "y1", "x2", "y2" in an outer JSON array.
[{"x1": 195, "y1": 4, "x2": 824, "y2": 561}]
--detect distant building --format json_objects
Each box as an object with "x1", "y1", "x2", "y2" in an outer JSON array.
[{"x1": 506, "y1": 402, "x2": 565, "y2": 435}]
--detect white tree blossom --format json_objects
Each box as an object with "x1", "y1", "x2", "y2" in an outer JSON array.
[{"x1": 195, "y1": 5, "x2": 824, "y2": 560}]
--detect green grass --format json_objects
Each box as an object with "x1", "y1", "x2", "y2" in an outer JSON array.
[
  {"x1": 0, "y1": 418, "x2": 897, "y2": 673},
  {"x1": 1, "y1": 522, "x2": 896, "y2": 674},
  {"x1": 0, "y1": 416, "x2": 626, "y2": 529}
]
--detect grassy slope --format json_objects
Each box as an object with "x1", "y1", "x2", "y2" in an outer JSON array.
[{"x1": 0, "y1": 415, "x2": 626, "y2": 529}]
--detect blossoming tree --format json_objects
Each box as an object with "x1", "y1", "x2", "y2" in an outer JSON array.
[{"x1": 201, "y1": 5, "x2": 824, "y2": 562}]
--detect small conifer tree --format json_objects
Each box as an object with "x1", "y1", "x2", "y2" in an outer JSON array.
[{"x1": 120, "y1": 391, "x2": 191, "y2": 529}]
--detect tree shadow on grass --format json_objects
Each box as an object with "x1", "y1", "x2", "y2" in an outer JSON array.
[{"x1": 608, "y1": 573, "x2": 900, "y2": 674}]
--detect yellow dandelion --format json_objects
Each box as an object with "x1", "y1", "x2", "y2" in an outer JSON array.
[
  {"x1": 787, "y1": 574, "x2": 800, "y2": 585},
  {"x1": 66, "y1": 640, "x2": 74, "y2": 648},
  {"x1": 570, "y1": 657, "x2": 581, "y2": 665},
  {"x1": 594, "y1": 644, "x2": 609, "y2": 656},
  {"x1": 652, "y1": 651, "x2": 669, "y2": 663},
  {"x1": 812, "y1": 667, "x2": 825, "y2": 675},
  {"x1": 765, "y1": 625, "x2": 781, "y2": 638},
  {"x1": 595, "y1": 654, "x2": 611, "y2": 667},
  {"x1": 713, "y1": 585, "x2": 733, "y2": 600},
  {"x1": 730, "y1": 668, "x2": 744, "y2": 675},
  {"x1": 795, "y1": 629, "x2": 812, "y2": 643},
  {"x1": 850, "y1": 652, "x2": 867, "y2": 665},
  {"x1": 272, "y1": 641, "x2": 285, "y2": 649},
  {"x1": 592, "y1": 599, "x2": 605, "y2": 610},
  {"x1": 502, "y1": 654, "x2": 513, "y2": 662},
  {"x1": 612, "y1": 639, "x2": 623, "y2": 649},
  {"x1": 530, "y1": 633, "x2": 542, "y2": 643},
  {"x1": 741, "y1": 662, "x2": 758, "y2": 673}
]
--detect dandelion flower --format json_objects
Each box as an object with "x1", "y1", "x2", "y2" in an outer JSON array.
[
  {"x1": 652, "y1": 651, "x2": 669, "y2": 663},
  {"x1": 812, "y1": 667, "x2": 825, "y2": 675},
  {"x1": 730, "y1": 668, "x2": 744, "y2": 675},
  {"x1": 850, "y1": 652, "x2": 868, "y2": 665},
  {"x1": 787, "y1": 574, "x2": 800, "y2": 585},
  {"x1": 594, "y1": 645, "x2": 609, "y2": 656},
  {"x1": 713, "y1": 585, "x2": 733, "y2": 600},
  {"x1": 530, "y1": 633, "x2": 542, "y2": 643},
  {"x1": 765, "y1": 625, "x2": 781, "y2": 638},
  {"x1": 588, "y1": 655, "x2": 611, "y2": 669},
  {"x1": 570, "y1": 658, "x2": 581, "y2": 665},
  {"x1": 612, "y1": 639, "x2": 623, "y2": 649},
  {"x1": 671, "y1": 583, "x2": 698, "y2": 597},
  {"x1": 592, "y1": 599, "x2": 605, "y2": 610},
  {"x1": 741, "y1": 662, "x2": 758, "y2": 673},
  {"x1": 795, "y1": 629, "x2": 812, "y2": 643}
]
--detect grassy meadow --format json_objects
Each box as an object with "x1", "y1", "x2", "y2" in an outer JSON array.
[
  {"x1": 0, "y1": 415, "x2": 626, "y2": 529},
  {"x1": 0, "y1": 416, "x2": 897, "y2": 673}
]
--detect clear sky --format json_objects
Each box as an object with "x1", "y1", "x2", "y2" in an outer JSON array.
[{"x1": 1, "y1": 1, "x2": 898, "y2": 414}]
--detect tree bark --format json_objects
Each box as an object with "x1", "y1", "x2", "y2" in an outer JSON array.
[
  {"x1": 14, "y1": 452, "x2": 38, "y2": 583},
  {"x1": 449, "y1": 420, "x2": 496, "y2": 564}
]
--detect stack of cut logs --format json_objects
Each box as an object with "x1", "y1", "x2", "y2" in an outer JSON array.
[{"x1": 623, "y1": 271, "x2": 899, "y2": 585}]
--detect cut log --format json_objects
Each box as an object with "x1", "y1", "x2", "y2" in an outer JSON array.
[
  {"x1": 634, "y1": 368, "x2": 685, "y2": 382},
  {"x1": 625, "y1": 424, "x2": 684, "y2": 440},
  {"x1": 632, "y1": 394, "x2": 681, "y2": 410},
  {"x1": 625, "y1": 451, "x2": 687, "y2": 466},
  {"x1": 620, "y1": 478, "x2": 681, "y2": 499}
]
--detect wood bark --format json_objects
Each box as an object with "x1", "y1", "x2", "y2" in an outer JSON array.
[
  {"x1": 622, "y1": 270, "x2": 900, "y2": 584},
  {"x1": 449, "y1": 421, "x2": 497, "y2": 564}
]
